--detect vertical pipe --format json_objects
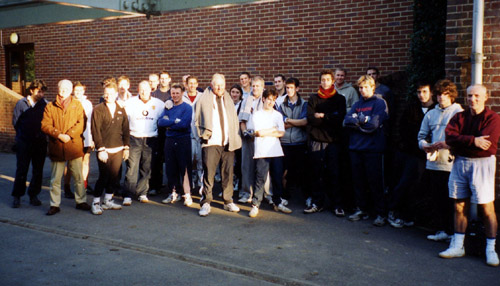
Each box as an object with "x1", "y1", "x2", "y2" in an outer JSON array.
[{"x1": 471, "y1": 0, "x2": 484, "y2": 85}]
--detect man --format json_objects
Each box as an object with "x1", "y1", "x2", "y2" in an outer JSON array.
[
  {"x1": 182, "y1": 76, "x2": 204, "y2": 189},
  {"x1": 238, "y1": 76, "x2": 271, "y2": 204},
  {"x1": 117, "y1": 75, "x2": 133, "y2": 108},
  {"x1": 41, "y1": 79, "x2": 90, "y2": 215},
  {"x1": 150, "y1": 71, "x2": 172, "y2": 195},
  {"x1": 334, "y1": 68, "x2": 359, "y2": 113},
  {"x1": 366, "y1": 67, "x2": 392, "y2": 110},
  {"x1": 306, "y1": 70, "x2": 346, "y2": 216},
  {"x1": 152, "y1": 71, "x2": 172, "y2": 102},
  {"x1": 274, "y1": 74, "x2": 287, "y2": 107},
  {"x1": 123, "y1": 81, "x2": 164, "y2": 205},
  {"x1": 278, "y1": 77, "x2": 308, "y2": 204},
  {"x1": 195, "y1": 73, "x2": 242, "y2": 216},
  {"x1": 344, "y1": 75, "x2": 389, "y2": 226},
  {"x1": 11, "y1": 79, "x2": 48, "y2": 208},
  {"x1": 441, "y1": 84, "x2": 500, "y2": 267},
  {"x1": 63, "y1": 82, "x2": 93, "y2": 197},
  {"x1": 90, "y1": 80, "x2": 130, "y2": 215},
  {"x1": 159, "y1": 83, "x2": 193, "y2": 206},
  {"x1": 418, "y1": 79, "x2": 463, "y2": 240},
  {"x1": 149, "y1": 73, "x2": 160, "y2": 93},
  {"x1": 239, "y1": 72, "x2": 252, "y2": 100},
  {"x1": 388, "y1": 82, "x2": 436, "y2": 228}
]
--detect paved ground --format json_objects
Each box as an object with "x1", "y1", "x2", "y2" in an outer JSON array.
[{"x1": 0, "y1": 152, "x2": 498, "y2": 285}]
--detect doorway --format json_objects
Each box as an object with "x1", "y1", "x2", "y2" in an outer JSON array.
[{"x1": 5, "y1": 43, "x2": 35, "y2": 96}]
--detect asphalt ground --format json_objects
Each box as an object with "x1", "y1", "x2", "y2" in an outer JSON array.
[{"x1": 0, "y1": 152, "x2": 498, "y2": 286}]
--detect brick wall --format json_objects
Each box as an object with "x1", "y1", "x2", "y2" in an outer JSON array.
[
  {"x1": 446, "y1": 0, "x2": 500, "y2": 193},
  {"x1": 0, "y1": 0, "x2": 414, "y2": 151}
]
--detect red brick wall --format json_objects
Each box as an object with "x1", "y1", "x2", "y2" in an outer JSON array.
[
  {"x1": 446, "y1": 0, "x2": 500, "y2": 192},
  {"x1": 0, "y1": 0, "x2": 413, "y2": 150}
]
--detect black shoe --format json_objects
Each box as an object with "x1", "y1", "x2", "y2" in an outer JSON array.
[
  {"x1": 29, "y1": 196, "x2": 42, "y2": 206},
  {"x1": 12, "y1": 197, "x2": 20, "y2": 208},
  {"x1": 46, "y1": 206, "x2": 60, "y2": 215},
  {"x1": 76, "y1": 202, "x2": 91, "y2": 211}
]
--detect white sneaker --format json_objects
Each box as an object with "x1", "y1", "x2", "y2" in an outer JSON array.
[
  {"x1": 91, "y1": 203, "x2": 103, "y2": 215},
  {"x1": 439, "y1": 238, "x2": 465, "y2": 259},
  {"x1": 223, "y1": 202, "x2": 240, "y2": 213},
  {"x1": 281, "y1": 198, "x2": 289, "y2": 206},
  {"x1": 123, "y1": 197, "x2": 132, "y2": 206},
  {"x1": 199, "y1": 203, "x2": 211, "y2": 217},
  {"x1": 427, "y1": 231, "x2": 450, "y2": 241},
  {"x1": 162, "y1": 192, "x2": 179, "y2": 204},
  {"x1": 275, "y1": 203, "x2": 292, "y2": 214},
  {"x1": 249, "y1": 205, "x2": 259, "y2": 218},
  {"x1": 183, "y1": 194, "x2": 193, "y2": 206},
  {"x1": 139, "y1": 195, "x2": 149, "y2": 203},
  {"x1": 265, "y1": 195, "x2": 274, "y2": 205},
  {"x1": 102, "y1": 199, "x2": 122, "y2": 210},
  {"x1": 238, "y1": 194, "x2": 252, "y2": 204},
  {"x1": 486, "y1": 250, "x2": 499, "y2": 267}
]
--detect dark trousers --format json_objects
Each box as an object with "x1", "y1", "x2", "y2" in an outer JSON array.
[
  {"x1": 149, "y1": 127, "x2": 165, "y2": 191},
  {"x1": 12, "y1": 138, "x2": 47, "y2": 198},
  {"x1": 252, "y1": 157, "x2": 284, "y2": 207},
  {"x1": 125, "y1": 136, "x2": 157, "y2": 198},
  {"x1": 427, "y1": 169, "x2": 453, "y2": 233},
  {"x1": 309, "y1": 142, "x2": 342, "y2": 208},
  {"x1": 282, "y1": 144, "x2": 308, "y2": 199},
  {"x1": 94, "y1": 151, "x2": 123, "y2": 197},
  {"x1": 388, "y1": 150, "x2": 425, "y2": 218},
  {"x1": 350, "y1": 151, "x2": 386, "y2": 216},
  {"x1": 201, "y1": 145, "x2": 234, "y2": 205},
  {"x1": 165, "y1": 136, "x2": 192, "y2": 194}
]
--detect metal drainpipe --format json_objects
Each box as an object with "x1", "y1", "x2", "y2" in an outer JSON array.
[
  {"x1": 471, "y1": 0, "x2": 484, "y2": 85},
  {"x1": 470, "y1": 0, "x2": 485, "y2": 221}
]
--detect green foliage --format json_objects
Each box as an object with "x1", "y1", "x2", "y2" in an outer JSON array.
[{"x1": 407, "y1": 0, "x2": 447, "y2": 101}]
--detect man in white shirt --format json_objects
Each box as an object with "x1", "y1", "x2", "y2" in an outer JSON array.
[{"x1": 123, "y1": 81, "x2": 164, "y2": 205}]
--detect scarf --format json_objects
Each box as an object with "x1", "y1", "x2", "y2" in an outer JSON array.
[
  {"x1": 318, "y1": 86, "x2": 337, "y2": 99},
  {"x1": 57, "y1": 95, "x2": 71, "y2": 110}
]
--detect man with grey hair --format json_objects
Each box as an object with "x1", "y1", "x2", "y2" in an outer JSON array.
[
  {"x1": 195, "y1": 73, "x2": 242, "y2": 216},
  {"x1": 41, "y1": 79, "x2": 90, "y2": 215},
  {"x1": 238, "y1": 76, "x2": 271, "y2": 204},
  {"x1": 441, "y1": 84, "x2": 500, "y2": 267}
]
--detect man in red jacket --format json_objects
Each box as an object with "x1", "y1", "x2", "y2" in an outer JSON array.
[
  {"x1": 441, "y1": 84, "x2": 500, "y2": 267},
  {"x1": 41, "y1": 79, "x2": 90, "y2": 215}
]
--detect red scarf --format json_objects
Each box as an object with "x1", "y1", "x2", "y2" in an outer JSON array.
[
  {"x1": 318, "y1": 86, "x2": 337, "y2": 99},
  {"x1": 57, "y1": 95, "x2": 71, "y2": 110}
]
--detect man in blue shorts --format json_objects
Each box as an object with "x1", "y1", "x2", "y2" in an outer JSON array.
[{"x1": 441, "y1": 84, "x2": 500, "y2": 267}]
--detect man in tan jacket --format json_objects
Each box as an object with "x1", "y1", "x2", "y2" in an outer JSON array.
[{"x1": 41, "y1": 79, "x2": 90, "y2": 215}]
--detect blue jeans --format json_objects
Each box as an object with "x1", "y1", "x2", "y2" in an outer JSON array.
[
  {"x1": 252, "y1": 157, "x2": 284, "y2": 207},
  {"x1": 125, "y1": 136, "x2": 157, "y2": 198}
]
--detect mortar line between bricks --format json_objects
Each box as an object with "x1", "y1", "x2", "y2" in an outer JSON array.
[{"x1": 0, "y1": 217, "x2": 320, "y2": 286}]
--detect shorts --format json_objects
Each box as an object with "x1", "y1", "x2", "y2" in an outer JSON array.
[{"x1": 448, "y1": 155, "x2": 496, "y2": 204}]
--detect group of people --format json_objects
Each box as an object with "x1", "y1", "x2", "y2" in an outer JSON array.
[{"x1": 10, "y1": 68, "x2": 500, "y2": 267}]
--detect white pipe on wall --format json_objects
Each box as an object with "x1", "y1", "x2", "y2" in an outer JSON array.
[{"x1": 471, "y1": 0, "x2": 484, "y2": 85}]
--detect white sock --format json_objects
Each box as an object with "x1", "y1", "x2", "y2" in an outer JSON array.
[
  {"x1": 93, "y1": 197, "x2": 100, "y2": 204},
  {"x1": 453, "y1": 233, "x2": 465, "y2": 248},
  {"x1": 104, "y1": 193, "x2": 113, "y2": 201},
  {"x1": 486, "y1": 238, "x2": 496, "y2": 252}
]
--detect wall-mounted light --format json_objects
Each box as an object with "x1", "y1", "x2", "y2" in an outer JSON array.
[{"x1": 9, "y1": 33, "x2": 19, "y2": 44}]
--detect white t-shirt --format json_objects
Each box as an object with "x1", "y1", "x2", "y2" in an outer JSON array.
[
  {"x1": 125, "y1": 96, "x2": 164, "y2": 138},
  {"x1": 251, "y1": 109, "x2": 285, "y2": 159}
]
